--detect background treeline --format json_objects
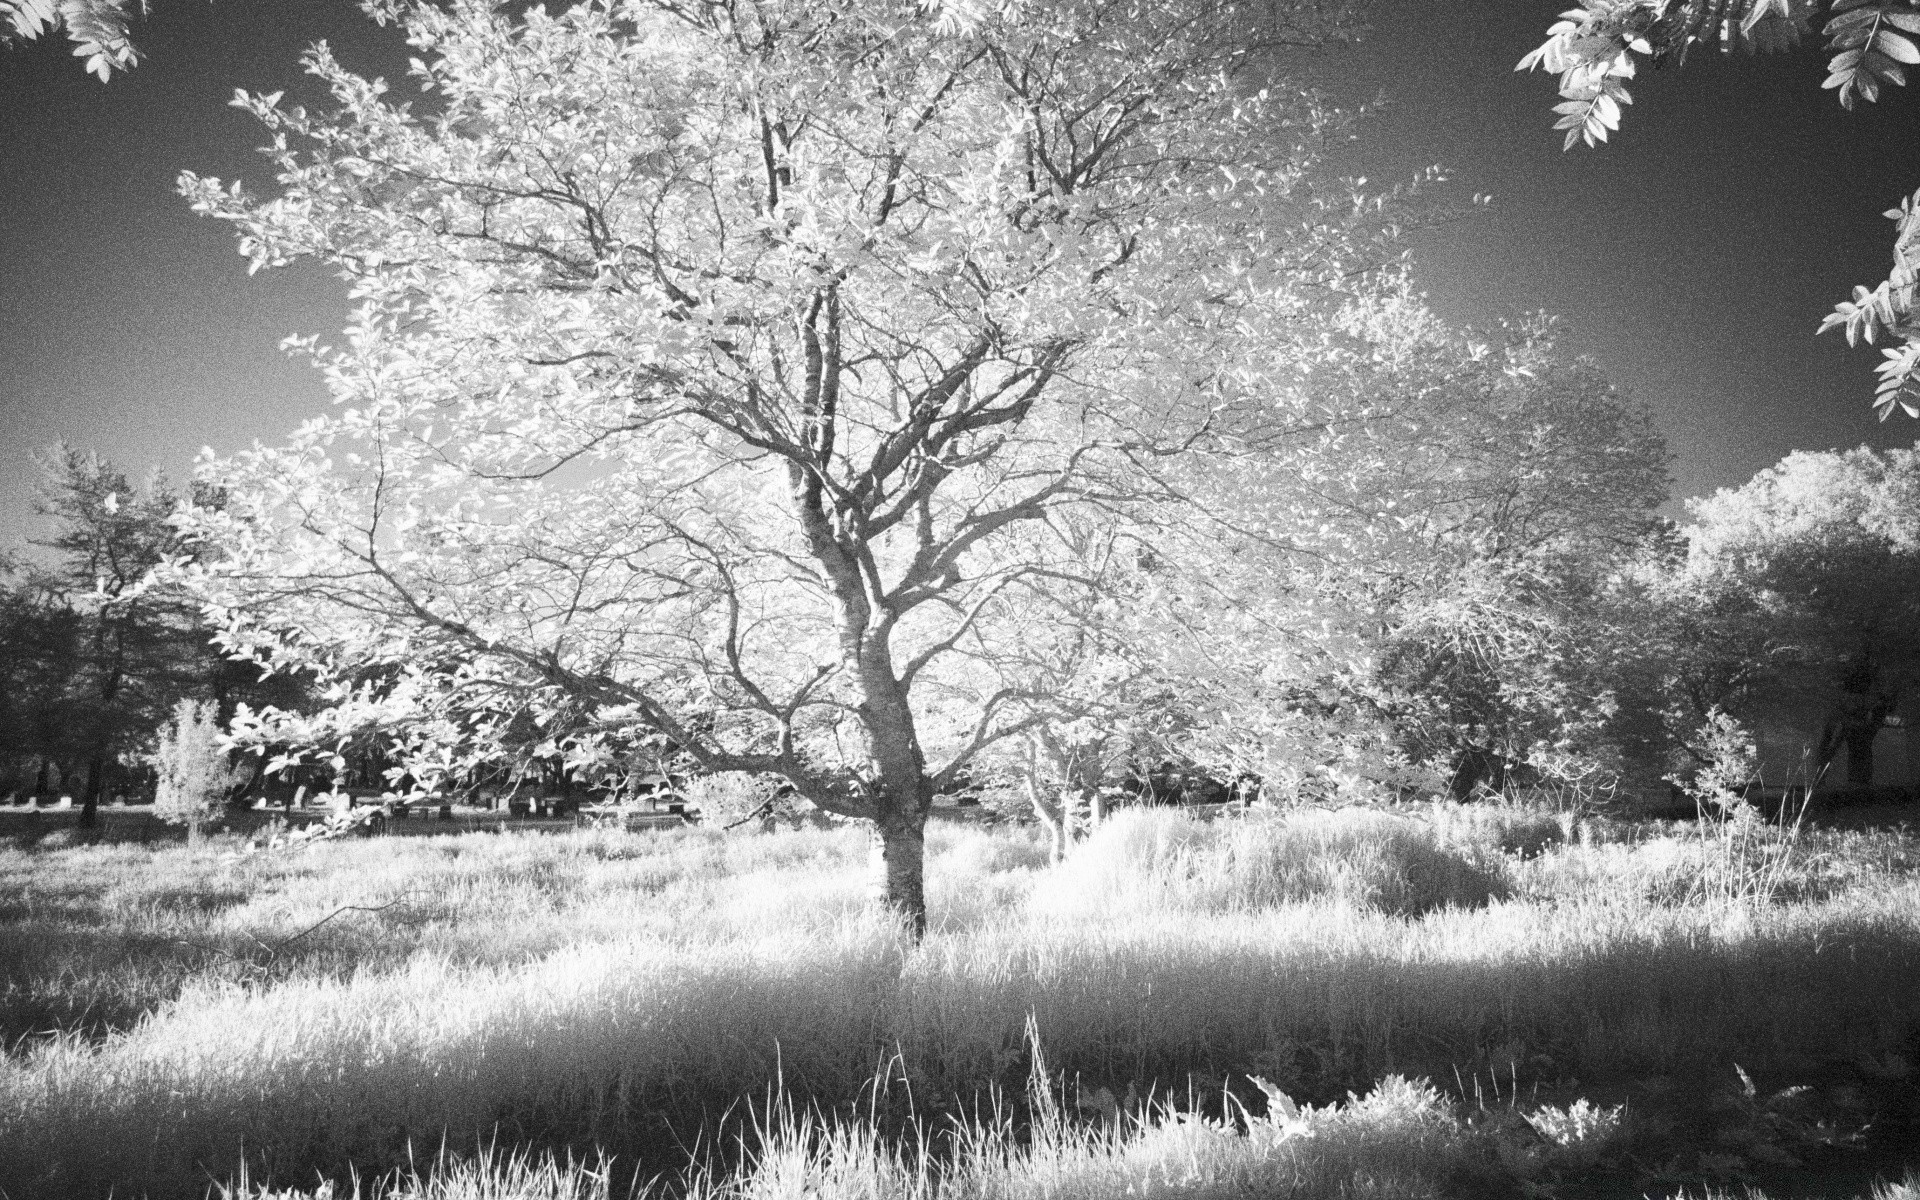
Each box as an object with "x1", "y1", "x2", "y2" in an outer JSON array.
[
  {"x1": 9, "y1": 434, "x2": 1920, "y2": 826},
  {"x1": 0, "y1": 447, "x2": 307, "y2": 824}
]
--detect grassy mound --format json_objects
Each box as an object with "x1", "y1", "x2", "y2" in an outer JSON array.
[{"x1": 1029, "y1": 807, "x2": 1510, "y2": 916}]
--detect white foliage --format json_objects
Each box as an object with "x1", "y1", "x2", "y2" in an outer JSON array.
[{"x1": 150, "y1": 699, "x2": 245, "y2": 841}]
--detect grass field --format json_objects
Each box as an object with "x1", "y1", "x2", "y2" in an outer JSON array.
[{"x1": 2, "y1": 800, "x2": 1918, "y2": 1200}]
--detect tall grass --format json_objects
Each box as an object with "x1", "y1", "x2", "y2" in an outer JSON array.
[
  {"x1": 0, "y1": 825, "x2": 877, "y2": 1048},
  {"x1": 203, "y1": 1089, "x2": 1920, "y2": 1200},
  {"x1": 1028, "y1": 807, "x2": 1509, "y2": 916},
  {"x1": 1, "y1": 806, "x2": 1917, "y2": 1199},
  {"x1": 199, "y1": 1075, "x2": 1500, "y2": 1200}
]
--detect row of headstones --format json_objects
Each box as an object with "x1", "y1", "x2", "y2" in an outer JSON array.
[
  {"x1": 251, "y1": 787, "x2": 587, "y2": 818},
  {"x1": 3, "y1": 793, "x2": 137, "y2": 809}
]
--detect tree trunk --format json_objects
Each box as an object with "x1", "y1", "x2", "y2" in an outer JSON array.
[
  {"x1": 868, "y1": 810, "x2": 927, "y2": 938},
  {"x1": 1027, "y1": 776, "x2": 1070, "y2": 864},
  {"x1": 1448, "y1": 747, "x2": 1490, "y2": 801},
  {"x1": 791, "y1": 477, "x2": 932, "y2": 937},
  {"x1": 1843, "y1": 721, "x2": 1879, "y2": 788},
  {"x1": 79, "y1": 752, "x2": 105, "y2": 829}
]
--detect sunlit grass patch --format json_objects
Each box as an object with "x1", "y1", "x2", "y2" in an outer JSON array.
[
  {"x1": 1028, "y1": 807, "x2": 1509, "y2": 917},
  {"x1": 1, "y1": 917, "x2": 913, "y2": 1199},
  {"x1": 2, "y1": 806, "x2": 1918, "y2": 1198}
]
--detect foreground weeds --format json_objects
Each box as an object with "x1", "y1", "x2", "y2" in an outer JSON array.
[
  {"x1": 203, "y1": 1079, "x2": 1919, "y2": 1200},
  {"x1": 1, "y1": 804, "x2": 1917, "y2": 1199}
]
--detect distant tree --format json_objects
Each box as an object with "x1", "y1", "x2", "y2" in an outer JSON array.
[
  {"x1": 1594, "y1": 446, "x2": 1920, "y2": 798},
  {"x1": 0, "y1": 561, "x2": 83, "y2": 798},
  {"x1": 1520, "y1": 1, "x2": 1920, "y2": 416},
  {"x1": 2, "y1": 446, "x2": 305, "y2": 823},
  {"x1": 15, "y1": 448, "x2": 208, "y2": 822},
  {"x1": 1679, "y1": 444, "x2": 1920, "y2": 786},
  {"x1": 1588, "y1": 524, "x2": 1783, "y2": 797},
  {"x1": 1162, "y1": 298, "x2": 1669, "y2": 801}
]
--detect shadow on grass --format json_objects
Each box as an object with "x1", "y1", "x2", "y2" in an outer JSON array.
[{"x1": 2, "y1": 895, "x2": 1917, "y2": 1200}]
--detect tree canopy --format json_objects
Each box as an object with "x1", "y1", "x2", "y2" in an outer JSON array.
[
  {"x1": 1683, "y1": 443, "x2": 1920, "y2": 785},
  {"x1": 176, "y1": 0, "x2": 1426, "y2": 931},
  {"x1": 1161, "y1": 296, "x2": 1668, "y2": 801}
]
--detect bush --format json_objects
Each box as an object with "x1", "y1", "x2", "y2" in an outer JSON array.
[{"x1": 150, "y1": 700, "x2": 245, "y2": 845}]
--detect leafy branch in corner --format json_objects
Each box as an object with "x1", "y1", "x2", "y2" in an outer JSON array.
[
  {"x1": 0, "y1": 0, "x2": 140, "y2": 80},
  {"x1": 1522, "y1": 0, "x2": 1920, "y2": 416}
]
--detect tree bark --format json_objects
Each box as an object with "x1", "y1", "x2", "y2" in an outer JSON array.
[
  {"x1": 869, "y1": 809, "x2": 927, "y2": 938},
  {"x1": 1843, "y1": 721, "x2": 1879, "y2": 788},
  {"x1": 79, "y1": 752, "x2": 106, "y2": 829},
  {"x1": 1448, "y1": 747, "x2": 1492, "y2": 801},
  {"x1": 1026, "y1": 776, "x2": 1070, "y2": 864}
]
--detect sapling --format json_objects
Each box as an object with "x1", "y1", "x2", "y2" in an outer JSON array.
[
  {"x1": 150, "y1": 699, "x2": 245, "y2": 846},
  {"x1": 1679, "y1": 709, "x2": 1807, "y2": 906}
]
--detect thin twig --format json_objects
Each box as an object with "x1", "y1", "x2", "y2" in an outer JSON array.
[
  {"x1": 720, "y1": 797, "x2": 777, "y2": 831},
  {"x1": 170, "y1": 893, "x2": 427, "y2": 974}
]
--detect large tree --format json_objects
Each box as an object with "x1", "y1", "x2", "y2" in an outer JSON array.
[
  {"x1": 1149, "y1": 297, "x2": 1669, "y2": 801},
  {"x1": 177, "y1": 0, "x2": 1411, "y2": 932},
  {"x1": 1679, "y1": 444, "x2": 1920, "y2": 786},
  {"x1": 1521, "y1": 0, "x2": 1920, "y2": 417}
]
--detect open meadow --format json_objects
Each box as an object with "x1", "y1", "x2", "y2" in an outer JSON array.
[
  {"x1": 11, "y1": 1, "x2": 1920, "y2": 1199},
  {"x1": 3, "y1": 802, "x2": 1920, "y2": 1200}
]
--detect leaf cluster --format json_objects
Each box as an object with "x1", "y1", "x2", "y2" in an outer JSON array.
[{"x1": 0, "y1": 0, "x2": 138, "y2": 80}]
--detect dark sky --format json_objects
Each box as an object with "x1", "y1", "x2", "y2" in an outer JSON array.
[{"x1": 3, "y1": 0, "x2": 1918, "y2": 552}]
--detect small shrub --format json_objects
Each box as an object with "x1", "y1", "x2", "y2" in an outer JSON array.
[
  {"x1": 1527, "y1": 1098, "x2": 1626, "y2": 1170},
  {"x1": 1669, "y1": 711, "x2": 1807, "y2": 907},
  {"x1": 150, "y1": 700, "x2": 245, "y2": 846}
]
